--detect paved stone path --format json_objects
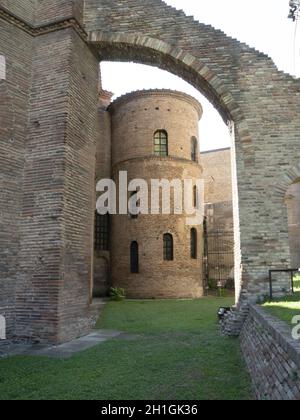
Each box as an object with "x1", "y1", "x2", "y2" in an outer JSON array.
[{"x1": 0, "y1": 330, "x2": 138, "y2": 359}]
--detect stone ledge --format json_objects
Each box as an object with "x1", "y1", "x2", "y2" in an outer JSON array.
[
  {"x1": 112, "y1": 155, "x2": 203, "y2": 175},
  {"x1": 249, "y1": 304, "x2": 300, "y2": 369}
]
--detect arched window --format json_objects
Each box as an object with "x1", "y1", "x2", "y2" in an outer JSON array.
[
  {"x1": 154, "y1": 130, "x2": 168, "y2": 157},
  {"x1": 193, "y1": 185, "x2": 197, "y2": 208},
  {"x1": 191, "y1": 137, "x2": 198, "y2": 162},
  {"x1": 163, "y1": 233, "x2": 174, "y2": 261},
  {"x1": 130, "y1": 241, "x2": 139, "y2": 273},
  {"x1": 191, "y1": 228, "x2": 197, "y2": 259}
]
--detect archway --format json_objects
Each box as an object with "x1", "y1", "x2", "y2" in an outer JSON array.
[
  {"x1": 84, "y1": 0, "x2": 299, "y2": 305},
  {"x1": 1, "y1": 0, "x2": 299, "y2": 344},
  {"x1": 89, "y1": 33, "x2": 247, "y2": 302}
]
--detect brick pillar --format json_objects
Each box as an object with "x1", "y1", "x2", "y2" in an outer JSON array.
[
  {"x1": 0, "y1": 19, "x2": 33, "y2": 339},
  {"x1": 34, "y1": 0, "x2": 84, "y2": 26},
  {"x1": 15, "y1": 26, "x2": 99, "y2": 344}
]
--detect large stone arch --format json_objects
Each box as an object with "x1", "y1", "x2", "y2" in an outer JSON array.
[
  {"x1": 88, "y1": 31, "x2": 255, "y2": 302},
  {"x1": 0, "y1": 0, "x2": 300, "y2": 343},
  {"x1": 83, "y1": 0, "x2": 300, "y2": 301}
]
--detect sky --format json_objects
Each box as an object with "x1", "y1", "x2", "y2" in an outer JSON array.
[{"x1": 101, "y1": 0, "x2": 299, "y2": 152}]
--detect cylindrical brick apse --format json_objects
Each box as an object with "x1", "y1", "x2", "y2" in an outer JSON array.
[{"x1": 109, "y1": 90, "x2": 204, "y2": 299}]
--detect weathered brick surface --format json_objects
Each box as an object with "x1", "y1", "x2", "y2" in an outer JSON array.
[
  {"x1": 240, "y1": 305, "x2": 300, "y2": 400},
  {"x1": 201, "y1": 148, "x2": 232, "y2": 204},
  {"x1": 0, "y1": 0, "x2": 36, "y2": 24},
  {"x1": 0, "y1": 3, "x2": 99, "y2": 343},
  {"x1": 0, "y1": 0, "x2": 300, "y2": 342},
  {"x1": 110, "y1": 91, "x2": 203, "y2": 299},
  {"x1": 87, "y1": 0, "x2": 300, "y2": 301},
  {"x1": 0, "y1": 19, "x2": 33, "y2": 337},
  {"x1": 35, "y1": 0, "x2": 84, "y2": 27}
]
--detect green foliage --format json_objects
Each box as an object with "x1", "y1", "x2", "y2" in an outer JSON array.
[
  {"x1": 207, "y1": 278, "x2": 217, "y2": 290},
  {"x1": 109, "y1": 287, "x2": 125, "y2": 301}
]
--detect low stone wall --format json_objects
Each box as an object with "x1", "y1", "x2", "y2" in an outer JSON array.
[{"x1": 240, "y1": 304, "x2": 300, "y2": 400}]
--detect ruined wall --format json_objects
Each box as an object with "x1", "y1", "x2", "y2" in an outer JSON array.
[
  {"x1": 86, "y1": 0, "x2": 300, "y2": 302},
  {"x1": 1, "y1": 0, "x2": 300, "y2": 343},
  {"x1": 0, "y1": 1, "x2": 99, "y2": 343},
  {"x1": 0, "y1": 15, "x2": 33, "y2": 337},
  {"x1": 240, "y1": 305, "x2": 300, "y2": 400}
]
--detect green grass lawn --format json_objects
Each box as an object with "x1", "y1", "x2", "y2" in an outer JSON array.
[
  {"x1": 0, "y1": 297, "x2": 253, "y2": 400},
  {"x1": 262, "y1": 276, "x2": 300, "y2": 327}
]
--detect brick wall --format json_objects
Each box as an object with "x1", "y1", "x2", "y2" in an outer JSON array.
[
  {"x1": 35, "y1": 0, "x2": 84, "y2": 26},
  {"x1": 0, "y1": 19, "x2": 33, "y2": 337},
  {"x1": 240, "y1": 305, "x2": 300, "y2": 400},
  {"x1": 1, "y1": 0, "x2": 300, "y2": 343},
  {"x1": 87, "y1": 0, "x2": 300, "y2": 302},
  {"x1": 201, "y1": 148, "x2": 232, "y2": 204},
  {"x1": 109, "y1": 91, "x2": 203, "y2": 299},
  {"x1": 0, "y1": 0, "x2": 36, "y2": 24}
]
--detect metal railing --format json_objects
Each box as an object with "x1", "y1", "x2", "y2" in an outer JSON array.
[{"x1": 268, "y1": 269, "x2": 299, "y2": 300}]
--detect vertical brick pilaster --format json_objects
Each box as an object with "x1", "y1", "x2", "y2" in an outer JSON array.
[
  {"x1": 0, "y1": 17, "x2": 33, "y2": 338},
  {"x1": 15, "y1": 28, "x2": 99, "y2": 344}
]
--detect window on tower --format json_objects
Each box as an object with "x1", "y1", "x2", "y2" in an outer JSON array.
[
  {"x1": 163, "y1": 233, "x2": 174, "y2": 261},
  {"x1": 130, "y1": 241, "x2": 139, "y2": 273},
  {"x1": 191, "y1": 228, "x2": 197, "y2": 259},
  {"x1": 191, "y1": 137, "x2": 198, "y2": 162},
  {"x1": 154, "y1": 130, "x2": 168, "y2": 157},
  {"x1": 193, "y1": 185, "x2": 198, "y2": 208}
]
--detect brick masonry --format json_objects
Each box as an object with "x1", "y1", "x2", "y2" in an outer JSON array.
[
  {"x1": 87, "y1": 0, "x2": 300, "y2": 303},
  {"x1": 109, "y1": 90, "x2": 203, "y2": 299},
  {"x1": 0, "y1": 0, "x2": 300, "y2": 343},
  {"x1": 240, "y1": 305, "x2": 300, "y2": 400}
]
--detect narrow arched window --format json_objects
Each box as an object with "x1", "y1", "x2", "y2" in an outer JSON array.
[
  {"x1": 130, "y1": 241, "x2": 139, "y2": 273},
  {"x1": 154, "y1": 130, "x2": 168, "y2": 156},
  {"x1": 163, "y1": 233, "x2": 174, "y2": 261},
  {"x1": 191, "y1": 137, "x2": 198, "y2": 162},
  {"x1": 191, "y1": 228, "x2": 197, "y2": 259},
  {"x1": 193, "y1": 185, "x2": 197, "y2": 208}
]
